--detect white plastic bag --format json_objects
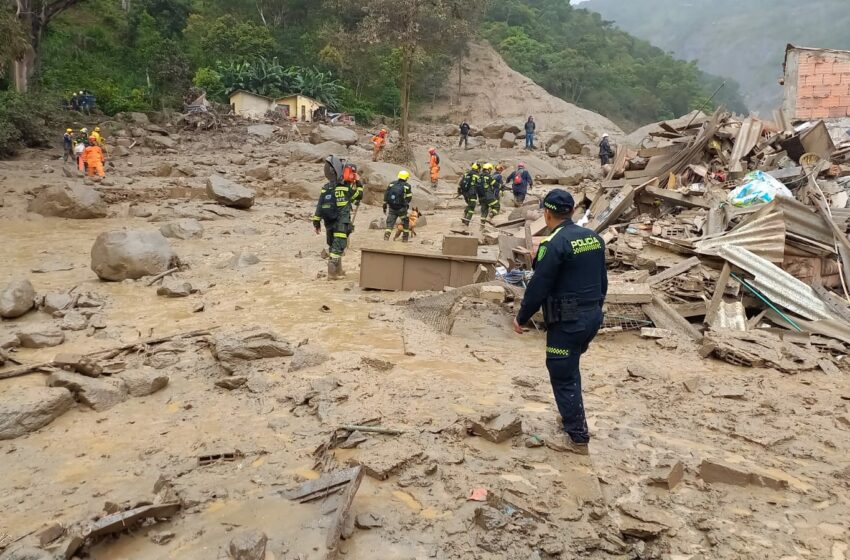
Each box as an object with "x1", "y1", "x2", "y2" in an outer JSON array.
[{"x1": 728, "y1": 171, "x2": 793, "y2": 207}]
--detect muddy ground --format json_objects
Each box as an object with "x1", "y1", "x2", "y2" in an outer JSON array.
[{"x1": 0, "y1": 122, "x2": 849, "y2": 560}]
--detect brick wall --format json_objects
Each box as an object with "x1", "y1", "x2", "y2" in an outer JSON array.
[{"x1": 794, "y1": 50, "x2": 850, "y2": 120}]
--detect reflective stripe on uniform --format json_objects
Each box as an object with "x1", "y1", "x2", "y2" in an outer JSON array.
[
  {"x1": 329, "y1": 253, "x2": 342, "y2": 258},
  {"x1": 333, "y1": 232, "x2": 348, "y2": 239},
  {"x1": 537, "y1": 226, "x2": 565, "y2": 261},
  {"x1": 546, "y1": 346, "x2": 570, "y2": 356}
]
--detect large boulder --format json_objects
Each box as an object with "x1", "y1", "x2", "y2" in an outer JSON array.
[
  {"x1": 47, "y1": 370, "x2": 128, "y2": 411},
  {"x1": 285, "y1": 141, "x2": 347, "y2": 163},
  {"x1": 309, "y1": 124, "x2": 358, "y2": 146},
  {"x1": 0, "y1": 386, "x2": 74, "y2": 440},
  {"x1": 120, "y1": 369, "x2": 169, "y2": 397},
  {"x1": 288, "y1": 343, "x2": 331, "y2": 372},
  {"x1": 501, "y1": 132, "x2": 517, "y2": 148},
  {"x1": 481, "y1": 121, "x2": 521, "y2": 140},
  {"x1": 247, "y1": 124, "x2": 275, "y2": 139},
  {"x1": 411, "y1": 151, "x2": 465, "y2": 182},
  {"x1": 90, "y1": 230, "x2": 177, "y2": 281},
  {"x1": 28, "y1": 184, "x2": 107, "y2": 219},
  {"x1": 206, "y1": 175, "x2": 256, "y2": 209},
  {"x1": 563, "y1": 130, "x2": 592, "y2": 155},
  {"x1": 228, "y1": 530, "x2": 268, "y2": 560},
  {"x1": 359, "y1": 162, "x2": 439, "y2": 211},
  {"x1": 0, "y1": 278, "x2": 36, "y2": 319},
  {"x1": 159, "y1": 218, "x2": 204, "y2": 240}
]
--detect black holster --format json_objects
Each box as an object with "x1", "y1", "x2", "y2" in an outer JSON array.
[{"x1": 544, "y1": 297, "x2": 578, "y2": 326}]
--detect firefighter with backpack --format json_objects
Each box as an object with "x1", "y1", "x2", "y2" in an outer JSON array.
[
  {"x1": 312, "y1": 156, "x2": 364, "y2": 280},
  {"x1": 383, "y1": 170, "x2": 414, "y2": 242},
  {"x1": 458, "y1": 163, "x2": 482, "y2": 226},
  {"x1": 478, "y1": 163, "x2": 500, "y2": 228},
  {"x1": 506, "y1": 162, "x2": 534, "y2": 206}
]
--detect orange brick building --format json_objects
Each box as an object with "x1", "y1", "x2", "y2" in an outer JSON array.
[{"x1": 783, "y1": 44, "x2": 850, "y2": 121}]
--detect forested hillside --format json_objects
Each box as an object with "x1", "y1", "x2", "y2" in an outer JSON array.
[
  {"x1": 583, "y1": 0, "x2": 850, "y2": 114},
  {"x1": 1, "y1": 0, "x2": 747, "y2": 150}
]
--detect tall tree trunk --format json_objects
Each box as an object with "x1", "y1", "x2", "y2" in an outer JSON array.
[
  {"x1": 456, "y1": 52, "x2": 462, "y2": 105},
  {"x1": 400, "y1": 45, "x2": 412, "y2": 143}
]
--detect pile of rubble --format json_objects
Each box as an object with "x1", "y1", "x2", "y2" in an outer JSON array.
[{"x1": 501, "y1": 108, "x2": 850, "y2": 373}]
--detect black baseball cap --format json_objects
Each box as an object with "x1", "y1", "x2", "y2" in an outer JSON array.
[{"x1": 540, "y1": 189, "x2": 575, "y2": 213}]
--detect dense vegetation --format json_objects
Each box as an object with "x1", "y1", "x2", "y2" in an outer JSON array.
[
  {"x1": 583, "y1": 0, "x2": 850, "y2": 114},
  {"x1": 0, "y1": 0, "x2": 750, "y2": 154}
]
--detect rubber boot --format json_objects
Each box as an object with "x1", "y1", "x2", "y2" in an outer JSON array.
[
  {"x1": 328, "y1": 258, "x2": 345, "y2": 280},
  {"x1": 402, "y1": 232, "x2": 410, "y2": 243},
  {"x1": 384, "y1": 231, "x2": 391, "y2": 241}
]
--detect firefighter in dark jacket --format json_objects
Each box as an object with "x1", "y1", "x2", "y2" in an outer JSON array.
[
  {"x1": 459, "y1": 121, "x2": 471, "y2": 148},
  {"x1": 383, "y1": 170, "x2": 414, "y2": 242},
  {"x1": 477, "y1": 163, "x2": 499, "y2": 228},
  {"x1": 312, "y1": 169, "x2": 363, "y2": 280},
  {"x1": 513, "y1": 189, "x2": 608, "y2": 455},
  {"x1": 458, "y1": 163, "x2": 482, "y2": 226}
]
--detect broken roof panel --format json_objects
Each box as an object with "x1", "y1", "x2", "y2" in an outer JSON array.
[
  {"x1": 719, "y1": 245, "x2": 837, "y2": 322},
  {"x1": 695, "y1": 210, "x2": 786, "y2": 263}
]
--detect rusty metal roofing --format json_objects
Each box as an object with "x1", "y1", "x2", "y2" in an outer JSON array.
[
  {"x1": 719, "y1": 245, "x2": 838, "y2": 322},
  {"x1": 695, "y1": 209, "x2": 786, "y2": 262}
]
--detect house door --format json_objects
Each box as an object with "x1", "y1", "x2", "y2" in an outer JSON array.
[{"x1": 301, "y1": 105, "x2": 306, "y2": 121}]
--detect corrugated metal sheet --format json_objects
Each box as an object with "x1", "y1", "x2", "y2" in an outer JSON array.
[
  {"x1": 729, "y1": 117, "x2": 764, "y2": 173},
  {"x1": 695, "y1": 210, "x2": 786, "y2": 262},
  {"x1": 719, "y1": 245, "x2": 837, "y2": 322},
  {"x1": 772, "y1": 197, "x2": 835, "y2": 247}
]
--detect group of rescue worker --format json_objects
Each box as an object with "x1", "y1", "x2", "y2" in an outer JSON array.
[
  {"x1": 457, "y1": 161, "x2": 534, "y2": 228},
  {"x1": 310, "y1": 144, "x2": 606, "y2": 457},
  {"x1": 62, "y1": 126, "x2": 107, "y2": 177}
]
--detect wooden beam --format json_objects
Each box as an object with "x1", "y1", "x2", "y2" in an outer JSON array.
[
  {"x1": 704, "y1": 262, "x2": 731, "y2": 325},
  {"x1": 647, "y1": 257, "x2": 701, "y2": 286},
  {"x1": 326, "y1": 466, "x2": 364, "y2": 556}
]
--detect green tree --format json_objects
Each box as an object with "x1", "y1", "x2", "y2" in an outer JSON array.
[{"x1": 184, "y1": 14, "x2": 276, "y2": 68}]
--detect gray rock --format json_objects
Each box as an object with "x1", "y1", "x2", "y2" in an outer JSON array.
[
  {"x1": 355, "y1": 512, "x2": 384, "y2": 529},
  {"x1": 206, "y1": 175, "x2": 255, "y2": 209},
  {"x1": 288, "y1": 343, "x2": 330, "y2": 372},
  {"x1": 247, "y1": 124, "x2": 275, "y2": 139},
  {"x1": 0, "y1": 333, "x2": 20, "y2": 349},
  {"x1": 212, "y1": 328, "x2": 294, "y2": 373},
  {"x1": 120, "y1": 369, "x2": 169, "y2": 397},
  {"x1": 245, "y1": 165, "x2": 272, "y2": 181},
  {"x1": 465, "y1": 136, "x2": 484, "y2": 149},
  {"x1": 28, "y1": 184, "x2": 108, "y2": 219},
  {"x1": 482, "y1": 121, "x2": 521, "y2": 139},
  {"x1": 157, "y1": 279, "x2": 193, "y2": 298},
  {"x1": 47, "y1": 370, "x2": 128, "y2": 411},
  {"x1": 285, "y1": 141, "x2": 346, "y2": 163},
  {"x1": 0, "y1": 545, "x2": 54, "y2": 560},
  {"x1": 60, "y1": 311, "x2": 88, "y2": 331},
  {"x1": 230, "y1": 154, "x2": 248, "y2": 165},
  {"x1": 500, "y1": 131, "x2": 516, "y2": 148},
  {"x1": 41, "y1": 292, "x2": 73, "y2": 314},
  {"x1": 219, "y1": 251, "x2": 260, "y2": 269},
  {"x1": 144, "y1": 135, "x2": 177, "y2": 150},
  {"x1": 309, "y1": 124, "x2": 358, "y2": 146},
  {"x1": 0, "y1": 386, "x2": 74, "y2": 440},
  {"x1": 152, "y1": 163, "x2": 173, "y2": 177},
  {"x1": 17, "y1": 326, "x2": 65, "y2": 348},
  {"x1": 563, "y1": 130, "x2": 592, "y2": 155},
  {"x1": 215, "y1": 376, "x2": 248, "y2": 390},
  {"x1": 129, "y1": 205, "x2": 153, "y2": 218},
  {"x1": 128, "y1": 112, "x2": 149, "y2": 125},
  {"x1": 90, "y1": 229, "x2": 177, "y2": 282},
  {"x1": 0, "y1": 278, "x2": 36, "y2": 319},
  {"x1": 228, "y1": 530, "x2": 267, "y2": 560},
  {"x1": 160, "y1": 218, "x2": 204, "y2": 240}
]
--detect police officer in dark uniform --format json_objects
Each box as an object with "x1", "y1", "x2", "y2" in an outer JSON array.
[{"x1": 513, "y1": 189, "x2": 607, "y2": 454}]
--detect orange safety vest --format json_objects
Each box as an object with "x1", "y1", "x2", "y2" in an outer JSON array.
[{"x1": 83, "y1": 145, "x2": 104, "y2": 164}]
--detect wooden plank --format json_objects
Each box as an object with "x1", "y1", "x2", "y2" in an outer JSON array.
[
  {"x1": 606, "y1": 282, "x2": 653, "y2": 304},
  {"x1": 590, "y1": 185, "x2": 635, "y2": 232},
  {"x1": 286, "y1": 467, "x2": 360, "y2": 503},
  {"x1": 673, "y1": 301, "x2": 708, "y2": 318},
  {"x1": 642, "y1": 296, "x2": 703, "y2": 342},
  {"x1": 647, "y1": 257, "x2": 701, "y2": 286},
  {"x1": 644, "y1": 186, "x2": 710, "y2": 209},
  {"x1": 326, "y1": 466, "x2": 364, "y2": 554},
  {"x1": 704, "y1": 262, "x2": 731, "y2": 325}
]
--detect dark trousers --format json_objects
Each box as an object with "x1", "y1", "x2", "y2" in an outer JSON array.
[
  {"x1": 323, "y1": 206, "x2": 351, "y2": 259},
  {"x1": 459, "y1": 134, "x2": 468, "y2": 148},
  {"x1": 545, "y1": 307, "x2": 603, "y2": 444},
  {"x1": 600, "y1": 154, "x2": 610, "y2": 166},
  {"x1": 385, "y1": 206, "x2": 409, "y2": 235},
  {"x1": 513, "y1": 189, "x2": 526, "y2": 206},
  {"x1": 462, "y1": 194, "x2": 477, "y2": 224}
]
